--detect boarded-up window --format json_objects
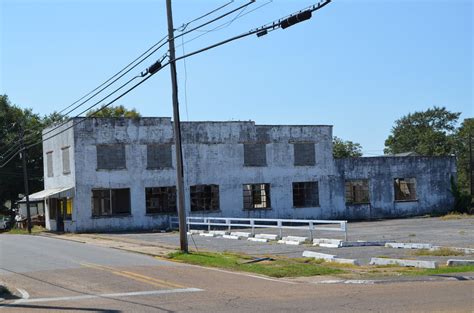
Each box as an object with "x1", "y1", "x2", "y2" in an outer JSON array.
[
  {"x1": 146, "y1": 186, "x2": 177, "y2": 214},
  {"x1": 293, "y1": 182, "x2": 319, "y2": 207},
  {"x1": 147, "y1": 144, "x2": 172, "y2": 169},
  {"x1": 243, "y1": 184, "x2": 271, "y2": 209},
  {"x1": 190, "y1": 184, "x2": 219, "y2": 212},
  {"x1": 62, "y1": 147, "x2": 70, "y2": 174},
  {"x1": 46, "y1": 151, "x2": 53, "y2": 177},
  {"x1": 394, "y1": 178, "x2": 417, "y2": 202},
  {"x1": 96, "y1": 145, "x2": 126, "y2": 170},
  {"x1": 345, "y1": 180, "x2": 370, "y2": 204},
  {"x1": 91, "y1": 188, "x2": 131, "y2": 216},
  {"x1": 243, "y1": 143, "x2": 267, "y2": 167},
  {"x1": 294, "y1": 143, "x2": 315, "y2": 166}
]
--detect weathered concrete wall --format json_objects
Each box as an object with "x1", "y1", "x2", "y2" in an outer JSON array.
[
  {"x1": 71, "y1": 118, "x2": 335, "y2": 232},
  {"x1": 42, "y1": 117, "x2": 457, "y2": 232},
  {"x1": 335, "y1": 156, "x2": 456, "y2": 220},
  {"x1": 42, "y1": 121, "x2": 76, "y2": 231}
]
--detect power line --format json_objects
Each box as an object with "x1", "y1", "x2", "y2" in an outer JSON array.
[
  {"x1": 1, "y1": 1, "x2": 256, "y2": 157},
  {"x1": 177, "y1": 0, "x2": 235, "y2": 32},
  {"x1": 0, "y1": 0, "x2": 331, "y2": 168}
]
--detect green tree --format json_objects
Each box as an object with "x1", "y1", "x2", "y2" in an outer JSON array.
[
  {"x1": 384, "y1": 106, "x2": 460, "y2": 155},
  {"x1": 454, "y1": 118, "x2": 474, "y2": 194},
  {"x1": 333, "y1": 136, "x2": 363, "y2": 158},
  {"x1": 0, "y1": 95, "x2": 44, "y2": 213},
  {"x1": 86, "y1": 105, "x2": 141, "y2": 118}
]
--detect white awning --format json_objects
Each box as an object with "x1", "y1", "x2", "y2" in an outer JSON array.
[{"x1": 18, "y1": 187, "x2": 74, "y2": 202}]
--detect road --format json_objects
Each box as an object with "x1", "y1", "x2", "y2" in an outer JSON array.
[{"x1": 0, "y1": 235, "x2": 473, "y2": 312}]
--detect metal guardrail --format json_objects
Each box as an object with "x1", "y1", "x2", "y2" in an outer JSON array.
[{"x1": 170, "y1": 216, "x2": 348, "y2": 241}]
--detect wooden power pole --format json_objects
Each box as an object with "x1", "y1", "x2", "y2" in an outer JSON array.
[
  {"x1": 20, "y1": 127, "x2": 32, "y2": 234},
  {"x1": 166, "y1": 0, "x2": 188, "y2": 253}
]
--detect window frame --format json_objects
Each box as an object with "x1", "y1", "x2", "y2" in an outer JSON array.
[
  {"x1": 345, "y1": 179, "x2": 370, "y2": 205},
  {"x1": 394, "y1": 178, "x2": 417, "y2": 202},
  {"x1": 243, "y1": 183, "x2": 271, "y2": 210},
  {"x1": 46, "y1": 151, "x2": 54, "y2": 177},
  {"x1": 61, "y1": 146, "x2": 71, "y2": 175},
  {"x1": 293, "y1": 143, "x2": 316, "y2": 166},
  {"x1": 145, "y1": 186, "x2": 177, "y2": 214},
  {"x1": 190, "y1": 184, "x2": 220, "y2": 212},
  {"x1": 96, "y1": 144, "x2": 126, "y2": 171},
  {"x1": 91, "y1": 188, "x2": 131, "y2": 217},
  {"x1": 292, "y1": 181, "x2": 319, "y2": 208}
]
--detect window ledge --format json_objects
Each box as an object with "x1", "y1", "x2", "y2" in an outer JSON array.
[
  {"x1": 96, "y1": 168, "x2": 127, "y2": 171},
  {"x1": 243, "y1": 165, "x2": 267, "y2": 167},
  {"x1": 345, "y1": 202, "x2": 370, "y2": 206},
  {"x1": 91, "y1": 214, "x2": 132, "y2": 219},
  {"x1": 189, "y1": 210, "x2": 221, "y2": 214},
  {"x1": 146, "y1": 167, "x2": 174, "y2": 170},
  {"x1": 293, "y1": 205, "x2": 320, "y2": 209},
  {"x1": 243, "y1": 208, "x2": 272, "y2": 211},
  {"x1": 146, "y1": 212, "x2": 177, "y2": 216},
  {"x1": 63, "y1": 171, "x2": 71, "y2": 175},
  {"x1": 394, "y1": 199, "x2": 419, "y2": 203}
]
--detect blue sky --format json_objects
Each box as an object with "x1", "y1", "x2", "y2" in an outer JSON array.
[{"x1": 1, "y1": 0, "x2": 472, "y2": 155}]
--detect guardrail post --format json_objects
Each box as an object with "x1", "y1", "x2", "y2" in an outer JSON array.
[
  {"x1": 277, "y1": 220, "x2": 282, "y2": 239},
  {"x1": 309, "y1": 221, "x2": 314, "y2": 241},
  {"x1": 207, "y1": 218, "x2": 211, "y2": 232},
  {"x1": 342, "y1": 221, "x2": 347, "y2": 241},
  {"x1": 250, "y1": 220, "x2": 255, "y2": 236},
  {"x1": 226, "y1": 218, "x2": 231, "y2": 233}
]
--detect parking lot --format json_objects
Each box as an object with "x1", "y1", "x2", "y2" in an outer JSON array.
[{"x1": 103, "y1": 216, "x2": 474, "y2": 265}]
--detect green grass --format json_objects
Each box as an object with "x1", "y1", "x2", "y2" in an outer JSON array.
[
  {"x1": 6, "y1": 225, "x2": 45, "y2": 235},
  {"x1": 398, "y1": 265, "x2": 474, "y2": 276},
  {"x1": 168, "y1": 251, "x2": 345, "y2": 278},
  {"x1": 411, "y1": 248, "x2": 465, "y2": 257}
]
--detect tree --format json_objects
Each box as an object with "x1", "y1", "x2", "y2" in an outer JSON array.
[
  {"x1": 454, "y1": 118, "x2": 474, "y2": 194},
  {"x1": 86, "y1": 105, "x2": 141, "y2": 118},
  {"x1": 333, "y1": 136, "x2": 363, "y2": 158},
  {"x1": 0, "y1": 95, "x2": 44, "y2": 213},
  {"x1": 384, "y1": 106, "x2": 460, "y2": 156}
]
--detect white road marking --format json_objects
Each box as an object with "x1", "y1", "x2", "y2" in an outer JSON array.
[
  {"x1": 180, "y1": 263, "x2": 298, "y2": 285},
  {"x1": 4, "y1": 288, "x2": 202, "y2": 306},
  {"x1": 16, "y1": 288, "x2": 29, "y2": 300}
]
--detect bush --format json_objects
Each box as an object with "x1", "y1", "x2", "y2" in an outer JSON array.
[{"x1": 450, "y1": 176, "x2": 472, "y2": 214}]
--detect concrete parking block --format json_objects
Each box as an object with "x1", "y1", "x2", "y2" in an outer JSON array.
[
  {"x1": 302, "y1": 251, "x2": 335, "y2": 261},
  {"x1": 199, "y1": 233, "x2": 216, "y2": 237},
  {"x1": 432, "y1": 246, "x2": 474, "y2": 254},
  {"x1": 385, "y1": 242, "x2": 433, "y2": 250},
  {"x1": 231, "y1": 232, "x2": 252, "y2": 238},
  {"x1": 278, "y1": 240, "x2": 301, "y2": 245},
  {"x1": 446, "y1": 259, "x2": 474, "y2": 267},
  {"x1": 188, "y1": 230, "x2": 204, "y2": 235},
  {"x1": 208, "y1": 231, "x2": 227, "y2": 236},
  {"x1": 283, "y1": 236, "x2": 307, "y2": 243},
  {"x1": 222, "y1": 235, "x2": 240, "y2": 240},
  {"x1": 369, "y1": 257, "x2": 438, "y2": 269},
  {"x1": 339, "y1": 241, "x2": 388, "y2": 247},
  {"x1": 331, "y1": 258, "x2": 359, "y2": 265},
  {"x1": 254, "y1": 234, "x2": 278, "y2": 240},
  {"x1": 247, "y1": 238, "x2": 268, "y2": 243},
  {"x1": 313, "y1": 238, "x2": 342, "y2": 246}
]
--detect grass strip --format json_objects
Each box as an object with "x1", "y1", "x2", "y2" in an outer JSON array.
[
  {"x1": 6, "y1": 225, "x2": 45, "y2": 235},
  {"x1": 396, "y1": 265, "x2": 474, "y2": 276},
  {"x1": 168, "y1": 251, "x2": 344, "y2": 278},
  {"x1": 411, "y1": 247, "x2": 465, "y2": 257}
]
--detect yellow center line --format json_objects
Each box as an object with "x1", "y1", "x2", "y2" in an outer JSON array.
[{"x1": 80, "y1": 262, "x2": 185, "y2": 289}]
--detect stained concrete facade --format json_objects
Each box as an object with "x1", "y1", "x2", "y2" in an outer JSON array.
[{"x1": 41, "y1": 117, "x2": 456, "y2": 232}]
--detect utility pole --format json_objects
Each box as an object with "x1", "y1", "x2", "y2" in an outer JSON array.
[
  {"x1": 470, "y1": 131, "x2": 473, "y2": 198},
  {"x1": 166, "y1": 0, "x2": 188, "y2": 253},
  {"x1": 20, "y1": 127, "x2": 32, "y2": 234}
]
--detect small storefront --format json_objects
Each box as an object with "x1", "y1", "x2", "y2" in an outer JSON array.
[{"x1": 19, "y1": 187, "x2": 74, "y2": 232}]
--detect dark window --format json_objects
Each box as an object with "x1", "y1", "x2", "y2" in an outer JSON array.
[
  {"x1": 294, "y1": 143, "x2": 315, "y2": 166},
  {"x1": 394, "y1": 178, "x2": 417, "y2": 202},
  {"x1": 345, "y1": 180, "x2": 370, "y2": 204},
  {"x1": 146, "y1": 186, "x2": 177, "y2": 214},
  {"x1": 190, "y1": 185, "x2": 219, "y2": 212},
  {"x1": 147, "y1": 144, "x2": 172, "y2": 169},
  {"x1": 96, "y1": 145, "x2": 126, "y2": 170},
  {"x1": 49, "y1": 198, "x2": 57, "y2": 220},
  {"x1": 243, "y1": 144, "x2": 267, "y2": 167},
  {"x1": 62, "y1": 147, "x2": 70, "y2": 174},
  {"x1": 46, "y1": 152, "x2": 53, "y2": 177},
  {"x1": 292, "y1": 182, "x2": 319, "y2": 207},
  {"x1": 243, "y1": 184, "x2": 271, "y2": 209},
  {"x1": 91, "y1": 188, "x2": 131, "y2": 216}
]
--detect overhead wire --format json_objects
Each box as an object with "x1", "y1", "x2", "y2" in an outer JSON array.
[
  {"x1": 0, "y1": 0, "x2": 331, "y2": 168},
  {"x1": 1, "y1": 0, "x2": 256, "y2": 156}
]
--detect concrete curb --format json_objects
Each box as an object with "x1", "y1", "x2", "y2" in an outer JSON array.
[
  {"x1": 447, "y1": 259, "x2": 474, "y2": 267},
  {"x1": 302, "y1": 251, "x2": 359, "y2": 265},
  {"x1": 254, "y1": 234, "x2": 278, "y2": 240},
  {"x1": 370, "y1": 257, "x2": 437, "y2": 269},
  {"x1": 278, "y1": 240, "x2": 301, "y2": 245},
  {"x1": 248, "y1": 238, "x2": 268, "y2": 243},
  {"x1": 385, "y1": 242, "x2": 433, "y2": 249},
  {"x1": 222, "y1": 235, "x2": 240, "y2": 240},
  {"x1": 231, "y1": 232, "x2": 252, "y2": 238}
]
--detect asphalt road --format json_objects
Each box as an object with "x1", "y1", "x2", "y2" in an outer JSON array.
[{"x1": 1, "y1": 235, "x2": 473, "y2": 313}]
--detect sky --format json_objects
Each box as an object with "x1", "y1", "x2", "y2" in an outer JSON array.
[{"x1": 0, "y1": 0, "x2": 472, "y2": 155}]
